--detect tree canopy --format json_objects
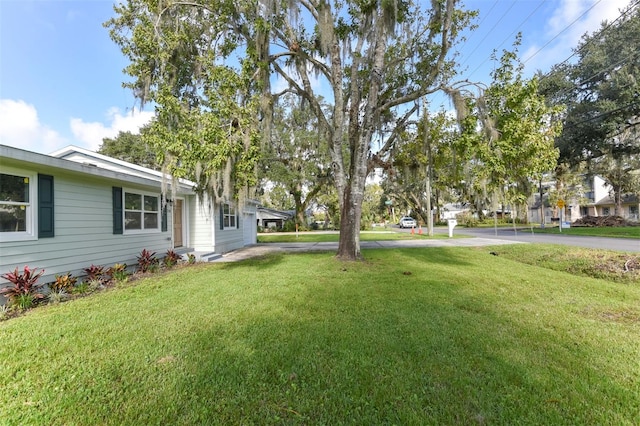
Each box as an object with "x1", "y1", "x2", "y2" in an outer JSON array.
[
  {"x1": 107, "y1": 0, "x2": 477, "y2": 260},
  {"x1": 539, "y1": 3, "x2": 640, "y2": 215},
  {"x1": 260, "y1": 93, "x2": 331, "y2": 228},
  {"x1": 99, "y1": 131, "x2": 159, "y2": 170}
]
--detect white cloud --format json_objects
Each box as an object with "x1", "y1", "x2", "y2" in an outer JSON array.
[
  {"x1": 522, "y1": 0, "x2": 632, "y2": 73},
  {"x1": 70, "y1": 108, "x2": 154, "y2": 151},
  {"x1": 0, "y1": 99, "x2": 68, "y2": 153},
  {"x1": 0, "y1": 99, "x2": 155, "y2": 154}
]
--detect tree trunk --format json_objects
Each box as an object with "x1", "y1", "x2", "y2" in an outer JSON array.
[
  {"x1": 614, "y1": 189, "x2": 623, "y2": 217},
  {"x1": 291, "y1": 185, "x2": 305, "y2": 228},
  {"x1": 337, "y1": 185, "x2": 363, "y2": 260}
]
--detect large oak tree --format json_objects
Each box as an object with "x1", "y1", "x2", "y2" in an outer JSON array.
[{"x1": 107, "y1": 0, "x2": 475, "y2": 260}]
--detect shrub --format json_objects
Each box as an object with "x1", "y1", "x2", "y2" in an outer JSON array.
[
  {"x1": 0, "y1": 304, "x2": 9, "y2": 320},
  {"x1": 83, "y1": 265, "x2": 105, "y2": 282},
  {"x1": 49, "y1": 273, "x2": 78, "y2": 293},
  {"x1": 48, "y1": 289, "x2": 69, "y2": 304},
  {"x1": 163, "y1": 250, "x2": 181, "y2": 269},
  {"x1": 107, "y1": 263, "x2": 128, "y2": 283},
  {"x1": 73, "y1": 281, "x2": 92, "y2": 295},
  {"x1": 187, "y1": 253, "x2": 196, "y2": 264},
  {"x1": 282, "y1": 219, "x2": 297, "y2": 232},
  {"x1": 0, "y1": 266, "x2": 45, "y2": 309},
  {"x1": 137, "y1": 249, "x2": 159, "y2": 273},
  {"x1": 456, "y1": 211, "x2": 479, "y2": 228}
]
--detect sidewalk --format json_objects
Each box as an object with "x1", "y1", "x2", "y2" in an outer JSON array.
[{"x1": 212, "y1": 237, "x2": 523, "y2": 262}]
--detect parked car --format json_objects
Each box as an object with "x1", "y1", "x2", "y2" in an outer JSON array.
[{"x1": 399, "y1": 216, "x2": 417, "y2": 228}]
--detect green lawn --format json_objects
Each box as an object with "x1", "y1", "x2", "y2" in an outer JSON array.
[
  {"x1": 1, "y1": 247, "x2": 639, "y2": 424},
  {"x1": 532, "y1": 225, "x2": 640, "y2": 239},
  {"x1": 258, "y1": 231, "x2": 457, "y2": 243}
]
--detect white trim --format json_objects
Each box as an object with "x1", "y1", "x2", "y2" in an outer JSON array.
[
  {"x1": 172, "y1": 197, "x2": 188, "y2": 248},
  {"x1": 123, "y1": 188, "x2": 161, "y2": 234},
  {"x1": 0, "y1": 167, "x2": 37, "y2": 242},
  {"x1": 222, "y1": 202, "x2": 237, "y2": 230}
]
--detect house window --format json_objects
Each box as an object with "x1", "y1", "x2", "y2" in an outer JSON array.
[
  {"x1": 0, "y1": 171, "x2": 35, "y2": 240},
  {"x1": 602, "y1": 207, "x2": 610, "y2": 216},
  {"x1": 124, "y1": 190, "x2": 160, "y2": 232},
  {"x1": 223, "y1": 203, "x2": 236, "y2": 229}
]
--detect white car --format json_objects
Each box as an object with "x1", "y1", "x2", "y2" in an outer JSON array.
[{"x1": 399, "y1": 217, "x2": 417, "y2": 228}]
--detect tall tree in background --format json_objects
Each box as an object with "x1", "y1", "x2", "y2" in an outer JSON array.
[
  {"x1": 261, "y1": 94, "x2": 331, "y2": 228},
  {"x1": 99, "y1": 131, "x2": 159, "y2": 170},
  {"x1": 385, "y1": 110, "x2": 460, "y2": 226},
  {"x1": 540, "y1": 3, "x2": 640, "y2": 215},
  {"x1": 473, "y1": 42, "x2": 562, "y2": 221},
  {"x1": 107, "y1": 0, "x2": 476, "y2": 260}
]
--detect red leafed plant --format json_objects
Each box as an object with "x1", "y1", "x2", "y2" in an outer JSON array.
[
  {"x1": 1, "y1": 266, "x2": 46, "y2": 307},
  {"x1": 163, "y1": 250, "x2": 182, "y2": 268},
  {"x1": 136, "y1": 249, "x2": 158, "y2": 273},
  {"x1": 83, "y1": 264, "x2": 105, "y2": 282}
]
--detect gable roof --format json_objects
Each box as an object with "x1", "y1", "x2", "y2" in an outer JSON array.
[
  {"x1": 50, "y1": 145, "x2": 195, "y2": 191},
  {"x1": 1, "y1": 144, "x2": 169, "y2": 189}
]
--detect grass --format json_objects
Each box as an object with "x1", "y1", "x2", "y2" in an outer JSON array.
[
  {"x1": 258, "y1": 230, "x2": 458, "y2": 243},
  {"x1": 532, "y1": 225, "x2": 640, "y2": 239},
  {"x1": 480, "y1": 244, "x2": 639, "y2": 284},
  {"x1": 1, "y1": 247, "x2": 639, "y2": 424}
]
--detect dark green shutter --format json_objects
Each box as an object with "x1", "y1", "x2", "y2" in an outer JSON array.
[
  {"x1": 113, "y1": 187, "x2": 123, "y2": 234},
  {"x1": 38, "y1": 174, "x2": 54, "y2": 238},
  {"x1": 161, "y1": 202, "x2": 168, "y2": 232},
  {"x1": 236, "y1": 209, "x2": 240, "y2": 229},
  {"x1": 220, "y1": 204, "x2": 224, "y2": 230}
]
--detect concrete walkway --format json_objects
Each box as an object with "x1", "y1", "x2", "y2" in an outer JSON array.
[{"x1": 211, "y1": 237, "x2": 522, "y2": 262}]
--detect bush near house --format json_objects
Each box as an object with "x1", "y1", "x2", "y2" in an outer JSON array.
[
  {"x1": 137, "y1": 249, "x2": 159, "y2": 273},
  {"x1": 0, "y1": 266, "x2": 46, "y2": 310},
  {"x1": 1, "y1": 248, "x2": 187, "y2": 319}
]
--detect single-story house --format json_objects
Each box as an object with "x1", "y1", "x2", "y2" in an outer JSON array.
[
  {"x1": 256, "y1": 207, "x2": 293, "y2": 229},
  {"x1": 0, "y1": 144, "x2": 258, "y2": 289}
]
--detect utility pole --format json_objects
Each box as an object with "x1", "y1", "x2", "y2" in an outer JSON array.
[
  {"x1": 539, "y1": 177, "x2": 545, "y2": 228},
  {"x1": 423, "y1": 100, "x2": 433, "y2": 236}
]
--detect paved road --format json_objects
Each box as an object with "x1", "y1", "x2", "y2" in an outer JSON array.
[{"x1": 451, "y1": 226, "x2": 639, "y2": 252}]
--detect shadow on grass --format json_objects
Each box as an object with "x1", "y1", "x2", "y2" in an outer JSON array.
[
  {"x1": 3, "y1": 248, "x2": 637, "y2": 424},
  {"x1": 216, "y1": 252, "x2": 289, "y2": 271},
  {"x1": 163, "y1": 278, "x2": 634, "y2": 424},
  {"x1": 386, "y1": 246, "x2": 475, "y2": 269}
]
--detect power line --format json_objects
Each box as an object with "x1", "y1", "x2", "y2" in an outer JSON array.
[
  {"x1": 536, "y1": 1, "x2": 640, "y2": 101},
  {"x1": 453, "y1": 0, "x2": 500, "y2": 58},
  {"x1": 537, "y1": 0, "x2": 640, "y2": 77},
  {"x1": 465, "y1": 0, "x2": 548, "y2": 80},
  {"x1": 458, "y1": 1, "x2": 516, "y2": 69},
  {"x1": 523, "y1": 0, "x2": 604, "y2": 65},
  {"x1": 562, "y1": 100, "x2": 640, "y2": 130}
]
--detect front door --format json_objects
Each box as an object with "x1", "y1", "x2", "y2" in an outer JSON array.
[{"x1": 173, "y1": 199, "x2": 183, "y2": 248}]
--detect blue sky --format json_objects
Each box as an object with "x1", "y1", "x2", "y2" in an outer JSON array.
[{"x1": 0, "y1": 0, "x2": 632, "y2": 154}]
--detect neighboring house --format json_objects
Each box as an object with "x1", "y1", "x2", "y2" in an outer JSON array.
[
  {"x1": 257, "y1": 207, "x2": 293, "y2": 229},
  {"x1": 582, "y1": 175, "x2": 639, "y2": 221},
  {"x1": 0, "y1": 144, "x2": 258, "y2": 288},
  {"x1": 528, "y1": 174, "x2": 640, "y2": 224}
]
